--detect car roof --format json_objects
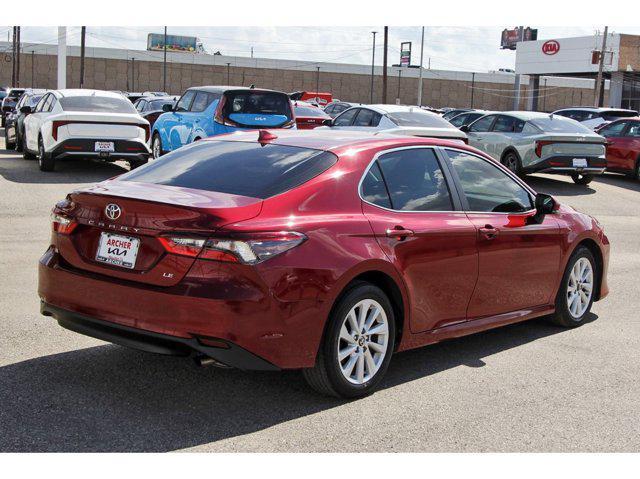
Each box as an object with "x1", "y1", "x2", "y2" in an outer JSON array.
[
  {"x1": 52, "y1": 89, "x2": 128, "y2": 99},
  {"x1": 202, "y1": 129, "x2": 473, "y2": 156},
  {"x1": 361, "y1": 104, "x2": 439, "y2": 115},
  {"x1": 554, "y1": 107, "x2": 638, "y2": 113},
  {"x1": 186, "y1": 86, "x2": 285, "y2": 94}
]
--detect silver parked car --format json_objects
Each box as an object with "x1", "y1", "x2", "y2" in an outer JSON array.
[
  {"x1": 326, "y1": 104, "x2": 467, "y2": 142},
  {"x1": 462, "y1": 111, "x2": 607, "y2": 185}
]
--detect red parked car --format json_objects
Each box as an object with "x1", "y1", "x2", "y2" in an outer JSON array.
[
  {"x1": 293, "y1": 101, "x2": 331, "y2": 129},
  {"x1": 598, "y1": 118, "x2": 640, "y2": 179},
  {"x1": 38, "y1": 130, "x2": 610, "y2": 398}
]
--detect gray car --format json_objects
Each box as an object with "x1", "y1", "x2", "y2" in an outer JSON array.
[{"x1": 463, "y1": 111, "x2": 607, "y2": 185}]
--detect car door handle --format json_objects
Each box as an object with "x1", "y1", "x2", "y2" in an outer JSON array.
[
  {"x1": 386, "y1": 227, "x2": 414, "y2": 239},
  {"x1": 479, "y1": 224, "x2": 499, "y2": 240}
]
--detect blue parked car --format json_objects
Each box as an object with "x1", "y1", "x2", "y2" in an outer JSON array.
[{"x1": 151, "y1": 86, "x2": 295, "y2": 158}]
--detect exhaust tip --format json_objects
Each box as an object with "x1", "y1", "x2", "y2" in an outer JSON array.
[{"x1": 194, "y1": 355, "x2": 231, "y2": 369}]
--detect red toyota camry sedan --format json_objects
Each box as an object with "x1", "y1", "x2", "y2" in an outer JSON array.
[{"x1": 38, "y1": 130, "x2": 610, "y2": 398}]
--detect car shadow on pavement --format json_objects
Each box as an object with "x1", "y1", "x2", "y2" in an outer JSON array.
[
  {"x1": 524, "y1": 175, "x2": 597, "y2": 197},
  {"x1": 592, "y1": 173, "x2": 640, "y2": 193},
  {"x1": 0, "y1": 148, "x2": 129, "y2": 184},
  {"x1": 0, "y1": 314, "x2": 593, "y2": 452}
]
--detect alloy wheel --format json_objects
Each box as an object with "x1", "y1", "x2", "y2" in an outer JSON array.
[
  {"x1": 152, "y1": 137, "x2": 161, "y2": 159},
  {"x1": 505, "y1": 154, "x2": 518, "y2": 173},
  {"x1": 337, "y1": 299, "x2": 389, "y2": 384},
  {"x1": 566, "y1": 257, "x2": 594, "y2": 319}
]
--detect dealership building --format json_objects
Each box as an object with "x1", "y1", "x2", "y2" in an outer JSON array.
[{"x1": 516, "y1": 32, "x2": 640, "y2": 111}]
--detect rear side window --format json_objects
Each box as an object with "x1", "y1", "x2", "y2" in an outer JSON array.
[
  {"x1": 375, "y1": 148, "x2": 453, "y2": 212},
  {"x1": 334, "y1": 108, "x2": 358, "y2": 126},
  {"x1": 493, "y1": 115, "x2": 516, "y2": 132},
  {"x1": 59, "y1": 96, "x2": 137, "y2": 113},
  {"x1": 469, "y1": 115, "x2": 496, "y2": 132},
  {"x1": 387, "y1": 110, "x2": 452, "y2": 128},
  {"x1": 120, "y1": 141, "x2": 337, "y2": 199},
  {"x1": 361, "y1": 162, "x2": 392, "y2": 209}
]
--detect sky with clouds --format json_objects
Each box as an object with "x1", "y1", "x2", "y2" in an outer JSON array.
[{"x1": 2, "y1": 26, "x2": 639, "y2": 72}]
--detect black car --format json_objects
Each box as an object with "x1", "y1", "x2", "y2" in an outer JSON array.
[
  {"x1": 4, "y1": 89, "x2": 48, "y2": 151},
  {"x1": 448, "y1": 110, "x2": 492, "y2": 129},
  {"x1": 133, "y1": 95, "x2": 178, "y2": 129},
  {"x1": 441, "y1": 108, "x2": 474, "y2": 121},
  {"x1": 1, "y1": 88, "x2": 26, "y2": 127}
]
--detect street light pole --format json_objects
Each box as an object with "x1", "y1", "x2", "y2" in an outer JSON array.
[
  {"x1": 226, "y1": 62, "x2": 231, "y2": 85},
  {"x1": 417, "y1": 26, "x2": 425, "y2": 106},
  {"x1": 397, "y1": 69, "x2": 402, "y2": 103},
  {"x1": 163, "y1": 26, "x2": 167, "y2": 93},
  {"x1": 370, "y1": 31, "x2": 377, "y2": 103},
  {"x1": 316, "y1": 66, "x2": 320, "y2": 100}
]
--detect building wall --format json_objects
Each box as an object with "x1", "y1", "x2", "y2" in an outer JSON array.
[{"x1": 0, "y1": 48, "x2": 606, "y2": 112}]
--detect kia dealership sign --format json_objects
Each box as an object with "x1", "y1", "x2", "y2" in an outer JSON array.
[{"x1": 542, "y1": 40, "x2": 560, "y2": 55}]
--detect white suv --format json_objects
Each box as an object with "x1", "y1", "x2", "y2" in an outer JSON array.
[{"x1": 23, "y1": 89, "x2": 151, "y2": 172}]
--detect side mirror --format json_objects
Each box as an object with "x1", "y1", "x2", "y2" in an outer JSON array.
[
  {"x1": 535, "y1": 193, "x2": 556, "y2": 215},
  {"x1": 162, "y1": 104, "x2": 174, "y2": 112},
  {"x1": 459, "y1": 125, "x2": 470, "y2": 133},
  {"x1": 322, "y1": 118, "x2": 333, "y2": 127},
  {"x1": 20, "y1": 106, "x2": 32, "y2": 114}
]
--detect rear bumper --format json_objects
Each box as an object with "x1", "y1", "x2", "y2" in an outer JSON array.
[
  {"x1": 40, "y1": 301, "x2": 279, "y2": 370},
  {"x1": 524, "y1": 155, "x2": 606, "y2": 175},
  {"x1": 50, "y1": 138, "x2": 150, "y2": 161}
]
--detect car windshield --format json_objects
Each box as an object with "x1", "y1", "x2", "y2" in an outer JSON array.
[
  {"x1": 223, "y1": 91, "x2": 292, "y2": 119},
  {"x1": 59, "y1": 95, "x2": 138, "y2": 114},
  {"x1": 295, "y1": 106, "x2": 326, "y2": 117},
  {"x1": 529, "y1": 117, "x2": 593, "y2": 134},
  {"x1": 120, "y1": 141, "x2": 337, "y2": 199},
  {"x1": 8, "y1": 90, "x2": 25, "y2": 99},
  {"x1": 149, "y1": 99, "x2": 176, "y2": 110},
  {"x1": 601, "y1": 110, "x2": 638, "y2": 121},
  {"x1": 387, "y1": 110, "x2": 453, "y2": 128}
]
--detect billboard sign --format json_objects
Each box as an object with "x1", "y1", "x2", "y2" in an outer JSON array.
[
  {"x1": 501, "y1": 27, "x2": 538, "y2": 50},
  {"x1": 147, "y1": 33, "x2": 204, "y2": 53},
  {"x1": 400, "y1": 42, "x2": 412, "y2": 67}
]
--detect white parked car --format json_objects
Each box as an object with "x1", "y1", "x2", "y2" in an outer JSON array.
[
  {"x1": 22, "y1": 89, "x2": 151, "y2": 171},
  {"x1": 552, "y1": 107, "x2": 638, "y2": 131},
  {"x1": 324, "y1": 104, "x2": 468, "y2": 142}
]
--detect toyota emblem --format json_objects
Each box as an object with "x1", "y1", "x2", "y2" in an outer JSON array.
[{"x1": 105, "y1": 203, "x2": 122, "y2": 220}]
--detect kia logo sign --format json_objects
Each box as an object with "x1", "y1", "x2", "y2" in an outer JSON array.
[{"x1": 542, "y1": 40, "x2": 560, "y2": 55}]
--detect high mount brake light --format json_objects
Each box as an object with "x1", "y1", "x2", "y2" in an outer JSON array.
[
  {"x1": 159, "y1": 232, "x2": 307, "y2": 264},
  {"x1": 51, "y1": 213, "x2": 77, "y2": 234}
]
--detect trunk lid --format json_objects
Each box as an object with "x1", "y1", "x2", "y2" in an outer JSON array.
[
  {"x1": 538, "y1": 133, "x2": 606, "y2": 157},
  {"x1": 57, "y1": 180, "x2": 263, "y2": 286}
]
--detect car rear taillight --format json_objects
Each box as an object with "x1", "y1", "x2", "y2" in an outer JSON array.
[
  {"x1": 535, "y1": 140, "x2": 553, "y2": 157},
  {"x1": 51, "y1": 213, "x2": 77, "y2": 234},
  {"x1": 159, "y1": 232, "x2": 307, "y2": 264},
  {"x1": 52, "y1": 120, "x2": 71, "y2": 141},
  {"x1": 140, "y1": 123, "x2": 150, "y2": 142},
  {"x1": 214, "y1": 95, "x2": 238, "y2": 127}
]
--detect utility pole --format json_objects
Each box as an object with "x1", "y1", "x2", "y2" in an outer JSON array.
[
  {"x1": 80, "y1": 26, "x2": 86, "y2": 88},
  {"x1": 251, "y1": 47, "x2": 254, "y2": 58},
  {"x1": 417, "y1": 26, "x2": 425, "y2": 106},
  {"x1": 470, "y1": 72, "x2": 475, "y2": 108},
  {"x1": 594, "y1": 26, "x2": 608, "y2": 107},
  {"x1": 16, "y1": 26, "x2": 21, "y2": 87},
  {"x1": 57, "y1": 27, "x2": 67, "y2": 89},
  {"x1": 131, "y1": 57, "x2": 135, "y2": 91},
  {"x1": 31, "y1": 50, "x2": 34, "y2": 88},
  {"x1": 316, "y1": 66, "x2": 320, "y2": 97},
  {"x1": 370, "y1": 31, "x2": 377, "y2": 103},
  {"x1": 382, "y1": 26, "x2": 388, "y2": 104},
  {"x1": 542, "y1": 78, "x2": 548, "y2": 111},
  {"x1": 512, "y1": 26, "x2": 524, "y2": 110},
  {"x1": 11, "y1": 26, "x2": 16, "y2": 86},
  {"x1": 226, "y1": 62, "x2": 231, "y2": 85},
  {"x1": 397, "y1": 69, "x2": 402, "y2": 103},
  {"x1": 163, "y1": 26, "x2": 167, "y2": 93}
]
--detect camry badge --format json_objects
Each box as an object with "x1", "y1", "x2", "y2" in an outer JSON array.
[{"x1": 105, "y1": 203, "x2": 122, "y2": 220}]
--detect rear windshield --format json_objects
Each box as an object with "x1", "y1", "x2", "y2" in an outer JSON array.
[
  {"x1": 120, "y1": 141, "x2": 337, "y2": 199},
  {"x1": 601, "y1": 110, "x2": 638, "y2": 121},
  {"x1": 529, "y1": 117, "x2": 593, "y2": 133},
  {"x1": 59, "y1": 96, "x2": 137, "y2": 113},
  {"x1": 223, "y1": 91, "x2": 292, "y2": 120},
  {"x1": 387, "y1": 110, "x2": 453, "y2": 128},
  {"x1": 295, "y1": 106, "x2": 327, "y2": 117}
]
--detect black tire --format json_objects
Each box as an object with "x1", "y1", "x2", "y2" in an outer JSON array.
[
  {"x1": 634, "y1": 158, "x2": 640, "y2": 180},
  {"x1": 303, "y1": 283, "x2": 396, "y2": 398},
  {"x1": 128, "y1": 158, "x2": 148, "y2": 170},
  {"x1": 550, "y1": 246, "x2": 597, "y2": 328},
  {"x1": 152, "y1": 133, "x2": 164, "y2": 159},
  {"x1": 4, "y1": 129, "x2": 15, "y2": 150},
  {"x1": 22, "y1": 142, "x2": 37, "y2": 160},
  {"x1": 571, "y1": 173, "x2": 593, "y2": 185},
  {"x1": 38, "y1": 136, "x2": 55, "y2": 172},
  {"x1": 16, "y1": 131, "x2": 23, "y2": 152},
  {"x1": 502, "y1": 150, "x2": 522, "y2": 177}
]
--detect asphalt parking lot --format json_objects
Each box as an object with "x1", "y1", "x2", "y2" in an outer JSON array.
[{"x1": 1, "y1": 131, "x2": 639, "y2": 453}]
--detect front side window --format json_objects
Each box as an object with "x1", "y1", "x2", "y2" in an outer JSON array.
[
  {"x1": 600, "y1": 121, "x2": 628, "y2": 137},
  {"x1": 492, "y1": 115, "x2": 516, "y2": 133},
  {"x1": 376, "y1": 148, "x2": 453, "y2": 212},
  {"x1": 627, "y1": 122, "x2": 640, "y2": 137},
  {"x1": 175, "y1": 91, "x2": 196, "y2": 112},
  {"x1": 353, "y1": 109, "x2": 377, "y2": 127},
  {"x1": 446, "y1": 149, "x2": 533, "y2": 213},
  {"x1": 34, "y1": 95, "x2": 48, "y2": 113},
  {"x1": 190, "y1": 92, "x2": 219, "y2": 112},
  {"x1": 449, "y1": 113, "x2": 469, "y2": 127},
  {"x1": 334, "y1": 108, "x2": 358, "y2": 126},
  {"x1": 469, "y1": 115, "x2": 496, "y2": 132}
]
